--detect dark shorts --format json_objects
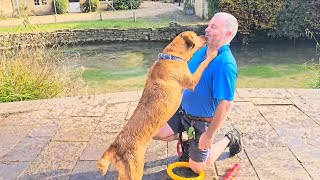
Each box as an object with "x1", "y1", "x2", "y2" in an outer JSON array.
[{"x1": 168, "y1": 109, "x2": 211, "y2": 162}]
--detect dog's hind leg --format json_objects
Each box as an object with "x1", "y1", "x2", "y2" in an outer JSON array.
[
  {"x1": 129, "y1": 157, "x2": 145, "y2": 180},
  {"x1": 121, "y1": 150, "x2": 145, "y2": 180},
  {"x1": 118, "y1": 171, "x2": 130, "y2": 180},
  {"x1": 97, "y1": 147, "x2": 116, "y2": 176},
  {"x1": 116, "y1": 159, "x2": 143, "y2": 180},
  {"x1": 116, "y1": 160, "x2": 131, "y2": 180}
]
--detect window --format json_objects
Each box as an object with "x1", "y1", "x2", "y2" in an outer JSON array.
[
  {"x1": 34, "y1": 0, "x2": 40, "y2": 5},
  {"x1": 42, "y1": 0, "x2": 47, "y2": 5},
  {"x1": 100, "y1": 0, "x2": 106, "y2": 1}
]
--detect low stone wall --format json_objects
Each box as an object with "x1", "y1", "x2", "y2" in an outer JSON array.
[{"x1": 0, "y1": 22, "x2": 207, "y2": 49}]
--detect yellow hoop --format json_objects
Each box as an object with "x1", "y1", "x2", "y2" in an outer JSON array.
[{"x1": 167, "y1": 162, "x2": 205, "y2": 180}]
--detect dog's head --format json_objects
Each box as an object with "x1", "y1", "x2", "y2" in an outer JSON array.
[{"x1": 162, "y1": 31, "x2": 206, "y2": 62}]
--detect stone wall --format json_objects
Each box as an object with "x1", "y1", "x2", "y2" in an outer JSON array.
[{"x1": 0, "y1": 22, "x2": 207, "y2": 49}]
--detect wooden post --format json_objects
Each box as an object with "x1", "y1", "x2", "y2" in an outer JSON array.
[
  {"x1": 130, "y1": 0, "x2": 136, "y2": 22},
  {"x1": 14, "y1": 0, "x2": 21, "y2": 17},
  {"x1": 53, "y1": 0, "x2": 57, "y2": 14}
]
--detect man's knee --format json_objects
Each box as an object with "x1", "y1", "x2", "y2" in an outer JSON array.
[
  {"x1": 152, "y1": 134, "x2": 165, "y2": 140},
  {"x1": 152, "y1": 123, "x2": 175, "y2": 140},
  {"x1": 189, "y1": 159, "x2": 206, "y2": 174}
]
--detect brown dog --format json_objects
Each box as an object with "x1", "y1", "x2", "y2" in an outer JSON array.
[{"x1": 97, "y1": 31, "x2": 218, "y2": 180}]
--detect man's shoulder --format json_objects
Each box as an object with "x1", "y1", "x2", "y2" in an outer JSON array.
[
  {"x1": 221, "y1": 50, "x2": 237, "y2": 68},
  {"x1": 212, "y1": 50, "x2": 236, "y2": 66}
]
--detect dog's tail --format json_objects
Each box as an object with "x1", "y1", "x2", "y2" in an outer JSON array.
[{"x1": 97, "y1": 147, "x2": 116, "y2": 176}]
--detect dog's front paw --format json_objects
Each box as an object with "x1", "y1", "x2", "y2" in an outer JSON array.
[{"x1": 207, "y1": 51, "x2": 218, "y2": 62}]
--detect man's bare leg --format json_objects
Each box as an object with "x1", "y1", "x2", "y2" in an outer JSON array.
[
  {"x1": 153, "y1": 123, "x2": 188, "y2": 142},
  {"x1": 207, "y1": 137, "x2": 230, "y2": 165},
  {"x1": 189, "y1": 137, "x2": 229, "y2": 173}
]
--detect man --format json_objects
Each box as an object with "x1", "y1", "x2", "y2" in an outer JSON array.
[{"x1": 153, "y1": 12, "x2": 241, "y2": 173}]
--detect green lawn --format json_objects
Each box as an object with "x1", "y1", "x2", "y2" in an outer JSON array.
[
  {"x1": 237, "y1": 64, "x2": 315, "y2": 88},
  {"x1": 81, "y1": 64, "x2": 317, "y2": 94},
  {"x1": 0, "y1": 18, "x2": 171, "y2": 34}
]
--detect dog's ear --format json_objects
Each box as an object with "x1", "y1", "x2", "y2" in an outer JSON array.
[{"x1": 181, "y1": 32, "x2": 196, "y2": 49}]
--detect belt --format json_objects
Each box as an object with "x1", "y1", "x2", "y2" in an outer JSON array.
[{"x1": 180, "y1": 109, "x2": 212, "y2": 123}]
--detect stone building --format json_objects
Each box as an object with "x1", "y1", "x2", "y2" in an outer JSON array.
[
  {"x1": 0, "y1": 0, "x2": 111, "y2": 16},
  {"x1": 0, "y1": 0, "x2": 54, "y2": 16}
]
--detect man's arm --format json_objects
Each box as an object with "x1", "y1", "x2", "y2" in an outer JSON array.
[
  {"x1": 199, "y1": 59, "x2": 237, "y2": 150},
  {"x1": 198, "y1": 100, "x2": 234, "y2": 150},
  {"x1": 206, "y1": 100, "x2": 234, "y2": 138}
]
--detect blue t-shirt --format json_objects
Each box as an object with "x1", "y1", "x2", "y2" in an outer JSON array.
[{"x1": 181, "y1": 44, "x2": 238, "y2": 118}]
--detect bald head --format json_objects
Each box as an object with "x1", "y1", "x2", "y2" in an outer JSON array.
[{"x1": 213, "y1": 12, "x2": 238, "y2": 41}]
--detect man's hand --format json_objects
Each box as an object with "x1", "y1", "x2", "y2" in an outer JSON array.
[{"x1": 198, "y1": 131, "x2": 214, "y2": 151}]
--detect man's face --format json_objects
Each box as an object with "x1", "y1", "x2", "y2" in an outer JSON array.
[{"x1": 205, "y1": 16, "x2": 228, "y2": 47}]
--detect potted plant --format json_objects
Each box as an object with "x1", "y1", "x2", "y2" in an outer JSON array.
[{"x1": 184, "y1": 0, "x2": 194, "y2": 15}]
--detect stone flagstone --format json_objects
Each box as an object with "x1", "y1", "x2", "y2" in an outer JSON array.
[
  {"x1": 70, "y1": 161, "x2": 104, "y2": 180},
  {"x1": 80, "y1": 132, "x2": 118, "y2": 161},
  {"x1": 246, "y1": 147, "x2": 312, "y2": 180},
  {"x1": 0, "y1": 100, "x2": 42, "y2": 114},
  {"x1": 0, "y1": 162, "x2": 30, "y2": 180},
  {"x1": 28, "y1": 121, "x2": 62, "y2": 137},
  {"x1": 95, "y1": 113, "x2": 127, "y2": 133},
  {"x1": 0, "y1": 89, "x2": 319, "y2": 179},
  {"x1": 302, "y1": 162, "x2": 320, "y2": 180},
  {"x1": 106, "y1": 102, "x2": 131, "y2": 114},
  {"x1": 250, "y1": 97, "x2": 292, "y2": 105},
  {"x1": 237, "y1": 88, "x2": 292, "y2": 98},
  {"x1": 52, "y1": 117, "x2": 100, "y2": 142},
  {"x1": 0, "y1": 137, "x2": 50, "y2": 162},
  {"x1": 215, "y1": 149, "x2": 257, "y2": 178},
  {"x1": 20, "y1": 142, "x2": 87, "y2": 180},
  {"x1": 0, "y1": 126, "x2": 34, "y2": 158}
]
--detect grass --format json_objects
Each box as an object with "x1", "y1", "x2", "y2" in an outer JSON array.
[
  {"x1": 83, "y1": 68, "x2": 146, "y2": 81},
  {"x1": 83, "y1": 67, "x2": 147, "y2": 93},
  {"x1": 305, "y1": 62, "x2": 320, "y2": 88},
  {"x1": 239, "y1": 64, "x2": 306, "y2": 78},
  {"x1": 0, "y1": 38, "x2": 86, "y2": 102},
  {"x1": 0, "y1": 18, "x2": 172, "y2": 34},
  {"x1": 80, "y1": 64, "x2": 316, "y2": 94},
  {"x1": 237, "y1": 64, "x2": 314, "y2": 88}
]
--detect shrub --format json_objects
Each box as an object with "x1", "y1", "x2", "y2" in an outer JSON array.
[
  {"x1": 184, "y1": 0, "x2": 194, "y2": 8},
  {"x1": 53, "y1": 0, "x2": 69, "y2": 14},
  {"x1": 310, "y1": 64, "x2": 320, "y2": 89},
  {"x1": 305, "y1": 29, "x2": 320, "y2": 89},
  {"x1": 113, "y1": 0, "x2": 142, "y2": 10},
  {"x1": 207, "y1": 0, "x2": 319, "y2": 40},
  {"x1": 0, "y1": 36, "x2": 86, "y2": 103},
  {"x1": 83, "y1": 0, "x2": 100, "y2": 12},
  {"x1": 270, "y1": 0, "x2": 320, "y2": 39}
]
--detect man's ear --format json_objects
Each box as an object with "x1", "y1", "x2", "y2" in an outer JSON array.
[{"x1": 225, "y1": 31, "x2": 232, "y2": 39}]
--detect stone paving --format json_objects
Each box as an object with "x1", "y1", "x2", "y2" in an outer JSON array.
[{"x1": 0, "y1": 88, "x2": 319, "y2": 180}]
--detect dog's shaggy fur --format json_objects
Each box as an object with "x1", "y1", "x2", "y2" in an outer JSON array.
[{"x1": 97, "y1": 31, "x2": 218, "y2": 180}]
